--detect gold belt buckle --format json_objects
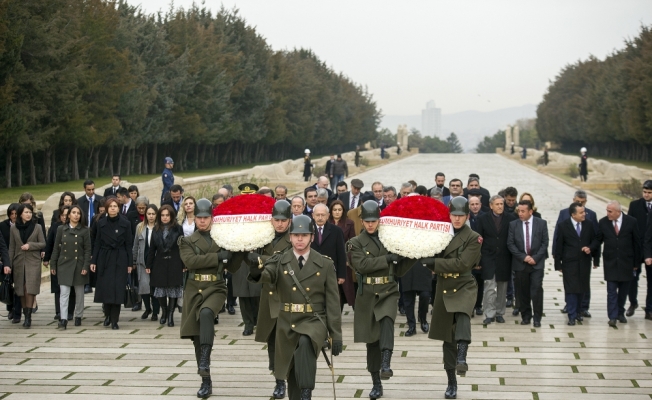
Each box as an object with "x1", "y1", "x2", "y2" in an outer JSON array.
[
  {"x1": 292, "y1": 304, "x2": 304, "y2": 313},
  {"x1": 196, "y1": 274, "x2": 214, "y2": 282}
]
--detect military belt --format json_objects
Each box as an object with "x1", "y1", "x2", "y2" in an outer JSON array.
[
  {"x1": 438, "y1": 271, "x2": 471, "y2": 279},
  {"x1": 363, "y1": 276, "x2": 392, "y2": 285},
  {"x1": 281, "y1": 302, "x2": 324, "y2": 313},
  {"x1": 188, "y1": 272, "x2": 221, "y2": 282}
]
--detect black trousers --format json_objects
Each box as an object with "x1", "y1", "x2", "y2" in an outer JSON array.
[
  {"x1": 239, "y1": 296, "x2": 259, "y2": 330},
  {"x1": 515, "y1": 265, "x2": 544, "y2": 322},
  {"x1": 105, "y1": 303, "x2": 121, "y2": 323},
  {"x1": 268, "y1": 323, "x2": 277, "y2": 371},
  {"x1": 472, "y1": 269, "x2": 483, "y2": 309},
  {"x1": 287, "y1": 335, "x2": 317, "y2": 399},
  {"x1": 397, "y1": 278, "x2": 404, "y2": 309},
  {"x1": 442, "y1": 312, "x2": 471, "y2": 370},
  {"x1": 403, "y1": 290, "x2": 430, "y2": 327},
  {"x1": 225, "y1": 272, "x2": 236, "y2": 307},
  {"x1": 366, "y1": 317, "x2": 394, "y2": 372}
]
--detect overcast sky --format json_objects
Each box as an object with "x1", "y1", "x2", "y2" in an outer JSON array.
[{"x1": 135, "y1": 0, "x2": 652, "y2": 116}]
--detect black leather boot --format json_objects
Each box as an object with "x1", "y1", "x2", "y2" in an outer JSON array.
[
  {"x1": 167, "y1": 298, "x2": 176, "y2": 327},
  {"x1": 300, "y1": 388, "x2": 312, "y2": 400},
  {"x1": 445, "y1": 369, "x2": 457, "y2": 399},
  {"x1": 272, "y1": 379, "x2": 286, "y2": 399},
  {"x1": 380, "y1": 349, "x2": 393, "y2": 380},
  {"x1": 198, "y1": 344, "x2": 211, "y2": 377},
  {"x1": 369, "y1": 371, "x2": 383, "y2": 399},
  {"x1": 23, "y1": 308, "x2": 32, "y2": 328},
  {"x1": 196, "y1": 376, "x2": 212, "y2": 398},
  {"x1": 158, "y1": 298, "x2": 168, "y2": 325},
  {"x1": 456, "y1": 340, "x2": 469, "y2": 376}
]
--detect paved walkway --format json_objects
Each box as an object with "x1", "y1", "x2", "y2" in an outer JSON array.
[{"x1": 0, "y1": 154, "x2": 650, "y2": 399}]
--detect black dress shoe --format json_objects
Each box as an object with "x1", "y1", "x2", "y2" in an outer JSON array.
[
  {"x1": 506, "y1": 299, "x2": 513, "y2": 308},
  {"x1": 141, "y1": 310, "x2": 152, "y2": 320},
  {"x1": 399, "y1": 306, "x2": 406, "y2": 316},
  {"x1": 12, "y1": 316, "x2": 21, "y2": 324},
  {"x1": 7, "y1": 311, "x2": 13, "y2": 320},
  {"x1": 475, "y1": 307, "x2": 483, "y2": 316},
  {"x1": 608, "y1": 319, "x2": 617, "y2": 327},
  {"x1": 214, "y1": 315, "x2": 219, "y2": 325},
  {"x1": 84, "y1": 284, "x2": 93, "y2": 294},
  {"x1": 512, "y1": 307, "x2": 520, "y2": 316},
  {"x1": 618, "y1": 314, "x2": 627, "y2": 323},
  {"x1": 74, "y1": 317, "x2": 82, "y2": 326},
  {"x1": 645, "y1": 312, "x2": 652, "y2": 320},
  {"x1": 404, "y1": 326, "x2": 416, "y2": 337},
  {"x1": 420, "y1": 321, "x2": 429, "y2": 333},
  {"x1": 243, "y1": 329, "x2": 253, "y2": 336},
  {"x1": 151, "y1": 314, "x2": 158, "y2": 322},
  {"x1": 533, "y1": 321, "x2": 541, "y2": 328},
  {"x1": 495, "y1": 316, "x2": 505, "y2": 323},
  {"x1": 567, "y1": 320, "x2": 576, "y2": 326},
  {"x1": 67, "y1": 314, "x2": 73, "y2": 321},
  {"x1": 520, "y1": 319, "x2": 531, "y2": 325},
  {"x1": 575, "y1": 315, "x2": 583, "y2": 322},
  {"x1": 132, "y1": 303, "x2": 142, "y2": 312},
  {"x1": 626, "y1": 304, "x2": 637, "y2": 317},
  {"x1": 581, "y1": 310, "x2": 591, "y2": 318},
  {"x1": 561, "y1": 306, "x2": 568, "y2": 313},
  {"x1": 227, "y1": 305, "x2": 236, "y2": 315},
  {"x1": 111, "y1": 322, "x2": 119, "y2": 330},
  {"x1": 103, "y1": 315, "x2": 111, "y2": 327},
  {"x1": 483, "y1": 317, "x2": 494, "y2": 325}
]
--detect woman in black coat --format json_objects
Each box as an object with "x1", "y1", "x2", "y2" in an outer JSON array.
[
  {"x1": 90, "y1": 198, "x2": 133, "y2": 330},
  {"x1": 146, "y1": 205, "x2": 184, "y2": 327},
  {"x1": 50, "y1": 192, "x2": 77, "y2": 226},
  {"x1": 43, "y1": 206, "x2": 75, "y2": 321}
]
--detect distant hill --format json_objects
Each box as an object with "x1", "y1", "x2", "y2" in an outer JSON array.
[{"x1": 381, "y1": 104, "x2": 537, "y2": 152}]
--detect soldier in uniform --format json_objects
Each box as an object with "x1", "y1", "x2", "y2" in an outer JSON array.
[
  {"x1": 421, "y1": 197, "x2": 482, "y2": 399},
  {"x1": 348, "y1": 200, "x2": 414, "y2": 399},
  {"x1": 248, "y1": 215, "x2": 342, "y2": 400},
  {"x1": 178, "y1": 198, "x2": 245, "y2": 398},
  {"x1": 161, "y1": 157, "x2": 174, "y2": 203},
  {"x1": 247, "y1": 200, "x2": 293, "y2": 399}
]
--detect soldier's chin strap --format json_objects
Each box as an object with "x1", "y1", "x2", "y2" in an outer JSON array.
[{"x1": 285, "y1": 261, "x2": 337, "y2": 400}]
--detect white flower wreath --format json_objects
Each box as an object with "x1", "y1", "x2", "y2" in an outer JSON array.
[
  {"x1": 210, "y1": 214, "x2": 275, "y2": 252},
  {"x1": 378, "y1": 217, "x2": 453, "y2": 259}
]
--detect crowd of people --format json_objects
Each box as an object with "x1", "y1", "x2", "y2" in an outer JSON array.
[{"x1": 0, "y1": 155, "x2": 651, "y2": 400}]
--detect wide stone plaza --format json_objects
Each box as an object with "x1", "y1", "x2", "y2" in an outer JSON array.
[{"x1": 1, "y1": 153, "x2": 650, "y2": 399}]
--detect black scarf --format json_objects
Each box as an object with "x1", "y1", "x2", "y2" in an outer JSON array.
[
  {"x1": 16, "y1": 219, "x2": 36, "y2": 244},
  {"x1": 272, "y1": 230, "x2": 286, "y2": 247}
]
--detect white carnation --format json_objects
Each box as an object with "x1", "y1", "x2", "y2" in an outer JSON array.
[
  {"x1": 378, "y1": 224, "x2": 453, "y2": 259},
  {"x1": 210, "y1": 220, "x2": 275, "y2": 252}
]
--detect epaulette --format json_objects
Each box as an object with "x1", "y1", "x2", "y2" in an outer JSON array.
[
  {"x1": 274, "y1": 250, "x2": 283, "y2": 254},
  {"x1": 322, "y1": 255, "x2": 332, "y2": 260}
]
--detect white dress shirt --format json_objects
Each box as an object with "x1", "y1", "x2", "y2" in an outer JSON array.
[{"x1": 522, "y1": 216, "x2": 534, "y2": 248}]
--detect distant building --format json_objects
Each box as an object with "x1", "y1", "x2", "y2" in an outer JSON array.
[{"x1": 421, "y1": 100, "x2": 441, "y2": 138}]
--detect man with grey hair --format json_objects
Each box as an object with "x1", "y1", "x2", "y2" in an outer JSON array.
[
  {"x1": 383, "y1": 186, "x2": 397, "y2": 206},
  {"x1": 475, "y1": 195, "x2": 517, "y2": 324},
  {"x1": 553, "y1": 189, "x2": 599, "y2": 317},
  {"x1": 430, "y1": 187, "x2": 444, "y2": 203},
  {"x1": 399, "y1": 182, "x2": 413, "y2": 198},
  {"x1": 316, "y1": 188, "x2": 329, "y2": 205},
  {"x1": 596, "y1": 200, "x2": 640, "y2": 326},
  {"x1": 274, "y1": 185, "x2": 288, "y2": 201}
]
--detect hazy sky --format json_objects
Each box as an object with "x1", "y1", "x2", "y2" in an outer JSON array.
[{"x1": 135, "y1": 1, "x2": 652, "y2": 116}]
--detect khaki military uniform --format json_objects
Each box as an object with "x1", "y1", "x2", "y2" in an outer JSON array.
[{"x1": 427, "y1": 224, "x2": 481, "y2": 369}]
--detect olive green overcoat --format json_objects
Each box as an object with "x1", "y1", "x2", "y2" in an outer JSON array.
[
  {"x1": 252, "y1": 249, "x2": 342, "y2": 381},
  {"x1": 427, "y1": 224, "x2": 481, "y2": 343},
  {"x1": 178, "y1": 231, "x2": 244, "y2": 339},
  {"x1": 348, "y1": 230, "x2": 414, "y2": 343},
  {"x1": 251, "y1": 232, "x2": 292, "y2": 343},
  {"x1": 50, "y1": 224, "x2": 91, "y2": 287}
]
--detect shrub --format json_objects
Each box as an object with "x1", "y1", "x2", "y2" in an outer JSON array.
[
  {"x1": 567, "y1": 163, "x2": 579, "y2": 178},
  {"x1": 359, "y1": 157, "x2": 369, "y2": 166},
  {"x1": 617, "y1": 178, "x2": 642, "y2": 199},
  {"x1": 536, "y1": 155, "x2": 545, "y2": 165}
]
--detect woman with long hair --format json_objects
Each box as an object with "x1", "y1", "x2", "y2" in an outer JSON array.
[
  {"x1": 128, "y1": 185, "x2": 140, "y2": 203},
  {"x1": 91, "y1": 198, "x2": 133, "y2": 330},
  {"x1": 8, "y1": 204, "x2": 46, "y2": 328},
  {"x1": 178, "y1": 196, "x2": 197, "y2": 237},
  {"x1": 51, "y1": 192, "x2": 77, "y2": 225},
  {"x1": 2, "y1": 203, "x2": 22, "y2": 324},
  {"x1": 133, "y1": 204, "x2": 160, "y2": 321},
  {"x1": 146, "y1": 205, "x2": 184, "y2": 327},
  {"x1": 328, "y1": 199, "x2": 356, "y2": 309},
  {"x1": 519, "y1": 192, "x2": 542, "y2": 219},
  {"x1": 135, "y1": 196, "x2": 149, "y2": 224},
  {"x1": 49, "y1": 205, "x2": 90, "y2": 329},
  {"x1": 44, "y1": 206, "x2": 75, "y2": 321}
]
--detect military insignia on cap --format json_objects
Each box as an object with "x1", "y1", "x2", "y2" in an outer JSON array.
[{"x1": 238, "y1": 183, "x2": 259, "y2": 194}]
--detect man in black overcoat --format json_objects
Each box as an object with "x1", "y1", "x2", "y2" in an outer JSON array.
[
  {"x1": 554, "y1": 202, "x2": 600, "y2": 325},
  {"x1": 625, "y1": 179, "x2": 652, "y2": 317},
  {"x1": 597, "y1": 201, "x2": 640, "y2": 326}
]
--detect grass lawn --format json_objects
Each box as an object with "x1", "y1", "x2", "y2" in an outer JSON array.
[
  {"x1": 591, "y1": 190, "x2": 635, "y2": 208},
  {"x1": 549, "y1": 172, "x2": 574, "y2": 184},
  {"x1": 0, "y1": 162, "x2": 270, "y2": 205}
]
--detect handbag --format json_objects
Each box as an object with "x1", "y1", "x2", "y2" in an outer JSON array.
[
  {"x1": 124, "y1": 283, "x2": 140, "y2": 308},
  {"x1": 0, "y1": 274, "x2": 14, "y2": 306}
]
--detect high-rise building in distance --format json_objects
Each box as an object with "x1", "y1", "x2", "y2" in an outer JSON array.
[{"x1": 421, "y1": 100, "x2": 441, "y2": 138}]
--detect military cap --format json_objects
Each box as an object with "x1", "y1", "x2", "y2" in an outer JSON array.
[
  {"x1": 238, "y1": 183, "x2": 259, "y2": 194},
  {"x1": 351, "y1": 179, "x2": 364, "y2": 189},
  {"x1": 164, "y1": 157, "x2": 174, "y2": 164},
  {"x1": 361, "y1": 200, "x2": 380, "y2": 221},
  {"x1": 195, "y1": 198, "x2": 213, "y2": 217},
  {"x1": 272, "y1": 200, "x2": 292, "y2": 220},
  {"x1": 290, "y1": 215, "x2": 314, "y2": 234},
  {"x1": 449, "y1": 196, "x2": 470, "y2": 216}
]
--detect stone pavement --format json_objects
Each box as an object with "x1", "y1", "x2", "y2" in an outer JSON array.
[{"x1": 0, "y1": 153, "x2": 650, "y2": 399}]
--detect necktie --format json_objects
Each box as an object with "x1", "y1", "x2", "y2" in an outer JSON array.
[
  {"x1": 298, "y1": 255, "x2": 305, "y2": 270},
  {"x1": 123, "y1": 205, "x2": 127, "y2": 215},
  {"x1": 350, "y1": 195, "x2": 355, "y2": 209},
  {"x1": 648, "y1": 202, "x2": 651, "y2": 212},
  {"x1": 525, "y1": 221, "x2": 531, "y2": 255},
  {"x1": 576, "y1": 222, "x2": 581, "y2": 237},
  {"x1": 88, "y1": 197, "x2": 94, "y2": 225},
  {"x1": 318, "y1": 227, "x2": 323, "y2": 245},
  {"x1": 614, "y1": 221, "x2": 619, "y2": 235}
]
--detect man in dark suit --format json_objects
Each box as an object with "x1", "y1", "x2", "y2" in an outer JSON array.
[
  {"x1": 552, "y1": 190, "x2": 599, "y2": 317},
  {"x1": 338, "y1": 179, "x2": 364, "y2": 213},
  {"x1": 303, "y1": 187, "x2": 319, "y2": 219},
  {"x1": 103, "y1": 174, "x2": 123, "y2": 197},
  {"x1": 468, "y1": 194, "x2": 485, "y2": 315},
  {"x1": 645, "y1": 212, "x2": 652, "y2": 319},
  {"x1": 476, "y1": 195, "x2": 517, "y2": 324},
  {"x1": 371, "y1": 181, "x2": 385, "y2": 209},
  {"x1": 507, "y1": 200, "x2": 549, "y2": 327},
  {"x1": 625, "y1": 179, "x2": 652, "y2": 317},
  {"x1": 117, "y1": 187, "x2": 139, "y2": 235},
  {"x1": 554, "y1": 202, "x2": 601, "y2": 325},
  {"x1": 463, "y1": 175, "x2": 490, "y2": 208},
  {"x1": 162, "y1": 184, "x2": 185, "y2": 212},
  {"x1": 427, "y1": 172, "x2": 450, "y2": 199},
  {"x1": 597, "y1": 201, "x2": 640, "y2": 326},
  {"x1": 78, "y1": 179, "x2": 104, "y2": 228},
  {"x1": 310, "y1": 204, "x2": 347, "y2": 308}
]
